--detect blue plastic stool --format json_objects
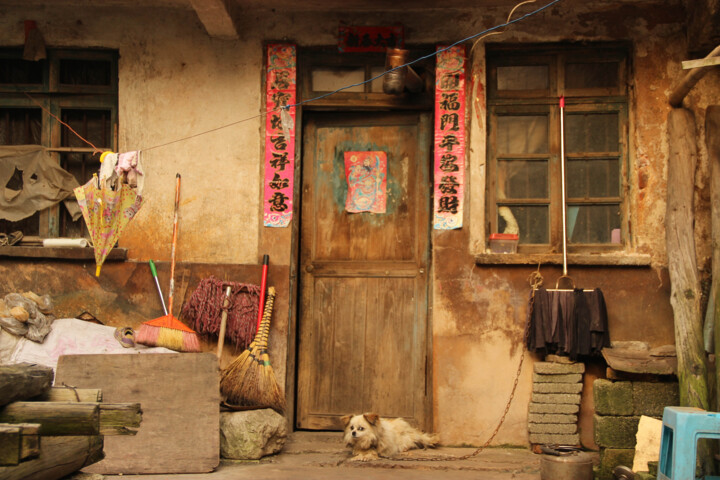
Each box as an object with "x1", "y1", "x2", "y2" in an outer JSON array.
[{"x1": 658, "y1": 406, "x2": 720, "y2": 480}]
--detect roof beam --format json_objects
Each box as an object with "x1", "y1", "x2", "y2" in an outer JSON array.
[{"x1": 189, "y1": 0, "x2": 237, "y2": 40}]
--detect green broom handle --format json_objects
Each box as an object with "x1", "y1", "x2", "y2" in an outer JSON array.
[{"x1": 149, "y1": 259, "x2": 168, "y2": 315}]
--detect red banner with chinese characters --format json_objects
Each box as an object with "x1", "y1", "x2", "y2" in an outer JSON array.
[
  {"x1": 433, "y1": 45, "x2": 466, "y2": 230},
  {"x1": 263, "y1": 44, "x2": 296, "y2": 228},
  {"x1": 338, "y1": 25, "x2": 404, "y2": 53}
]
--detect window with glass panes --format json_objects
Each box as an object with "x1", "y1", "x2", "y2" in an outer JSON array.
[
  {"x1": 0, "y1": 48, "x2": 117, "y2": 239},
  {"x1": 486, "y1": 44, "x2": 628, "y2": 253}
]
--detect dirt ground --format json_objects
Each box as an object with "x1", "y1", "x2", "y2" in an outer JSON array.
[{"x1": 93, "y1": 431, "x2": 576, "y2": 480}]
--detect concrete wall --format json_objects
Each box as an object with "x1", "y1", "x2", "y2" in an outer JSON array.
[{"x1": 2, "y1": 0, "x2": 718, "y2": 447}]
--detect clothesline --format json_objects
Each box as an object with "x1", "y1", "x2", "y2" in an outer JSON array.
[{"x1": 21, "y1": 0, "x2": 561, "y2": 157}]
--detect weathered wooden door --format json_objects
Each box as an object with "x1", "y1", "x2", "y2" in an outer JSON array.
[{"x1": 296, "y1": 111, "x2": 431, "y2": 430}]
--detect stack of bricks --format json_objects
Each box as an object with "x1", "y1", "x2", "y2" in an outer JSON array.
[
  {"x1": 593, "y1": 379, "x2": 679, "y2": 480},
  {"x1": 528, "y1": 357, "x2": 584, "y2": 446}
]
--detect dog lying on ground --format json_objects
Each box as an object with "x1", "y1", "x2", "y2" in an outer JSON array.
[{"x1": 341, "y1": 412, "x2": 439, "y2": 461}]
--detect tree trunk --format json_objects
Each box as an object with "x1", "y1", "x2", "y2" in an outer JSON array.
[
  {"x1": 666, "y1": 108, "x2": 710, "y2": 410},
  {"x1": 707, "y1": 105, "x2": 720, "y2": 411}
]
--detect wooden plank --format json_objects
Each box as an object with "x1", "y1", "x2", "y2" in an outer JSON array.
[
  {"x1": 55, "y1": 353, "x2": 220, "y2": 474},
  {"x1": 0, "y1": 364, "x2": 53, "y2": 407},
  {"x1": 0, "y1": 435, "x2": 103, "y2": 480},
  {"x1": 0, "y1": 423, "x2": 40, "y2": 466},
  {"x1": 682, "y1": 56, "x2": 720, "y2": 69},
  {"x1": 0, "y1": 402, "x2": 140, "y2": 436},
  {"x1": 475, "y1": 252, "x2": 652, "y2": 266},
  {"x1": 665, "y1": 108, "x2": 710, "y2": 409},
  {"x1": 601, "y1": 348, "x2": 677, "y2": 375}
]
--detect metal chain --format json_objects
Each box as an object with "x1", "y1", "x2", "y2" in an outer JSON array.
[{"x1": 393, "y1": 270, "x2": 541, "y2": 462}]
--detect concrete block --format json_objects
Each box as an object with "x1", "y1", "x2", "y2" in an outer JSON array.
[
  {"x1": 594, "y1": 414, "x2": 640, "y2": 448},
  {"x1": 545, "y1": 354, "x2": 575, "y2": 364},
  {"x1": 531, "y1": 393, "x2": 581, "y2": 404},
  {"x1": 594, "y1": 379, "x2": 633, "y2": 416},
  {"x1": 533, "y1": 382, "x2": 583, "y2": 394},
  {"x1": 597, "y1": 448, "x2": 635, "y2": 480},
  {"x1": 528, "y1": 433, "x2": 580, "y2": 445},
  {"x1": 534, "y1": 361, "x2": 585, "y2": 374},
  {"x1": 527, "y1": 413, "x2": 577, "y2": 424},
  {"x1": 528, "y1": 402, "x2": 579, "y2": 414},
  {"x1": 632, "y1": 381, "x2": 679, "y2": 417},
  {"x1": 528, "y1": 422, "x2": 577, "y2": 434},
  {"x1": 533, "y1": 373, "x2": 583, "y2": 383}
]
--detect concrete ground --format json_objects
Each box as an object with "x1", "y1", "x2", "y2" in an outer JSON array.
[{"x1": 100, "y1": 432, "x2": 560, "y2": 480}]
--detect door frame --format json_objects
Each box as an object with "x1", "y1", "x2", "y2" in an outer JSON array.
[{"x1": 283, "y1": 46, "x2": 436, "y2": 432}]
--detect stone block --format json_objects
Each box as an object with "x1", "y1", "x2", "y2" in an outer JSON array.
[
  {"x1": 533, "y1": 382, "x2": 583, "y2": 394},
  {"x1": 594, "y1": 414, "x2": 640, "y2": 448},
  {"x1": 528, "y1": 433, "x2": 580, "y2": 445},
  {"x1": 528, "y1": 402, "x2": 579, "y2": 414},
  {"x1": 531, "y1": 393, "x2": 581, "y2": 404},
  {"x1": 597, "y1": 448, "x2": 635, "y2": 480},
  {"x1": 528, "y1": 422, "x2": 577, "y2": 434},
  {"x1": 220, "y1": 409, "x2": 288, "y2": 460},
  {"x1": 594, "y1": 379, "x2": 633, "y2": 416},
  {"x1": 534, "y1": 361, "x2": 585, "y2": 374},
  {"x1": 533, "y1": 373, "x2": 583, "y2": 383},
  {"x1": 635, "y1": 473, "x2": 656, "y2": 480},
  {"x1": 632, "y1": 381, "x2": 679, "y2": 417},
  {"x1": 545, "y1": 354, "x2": 575, "y2": 364},
  {"x1": 527, "y1": 413, "x2": 577, "y2": 424}
]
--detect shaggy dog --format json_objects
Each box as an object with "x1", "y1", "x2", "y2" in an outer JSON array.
[{"x1": 341, "y1": 413, "x2": 439, "y2": 461}]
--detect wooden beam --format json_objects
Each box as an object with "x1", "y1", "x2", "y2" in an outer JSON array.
[
  {"x1": 35, "y1": 387, "x2": 102, "y2": 403},
  {"x1": 0, "y1": 402, "x2": 141, "y2": 436},
  {"x1": 682, "y1": 56, "x2": 720, "y2": 69},
  {"x1": 669, "y1": 44, "x2": 720, "y2": 107},
  {"x1": 0, "y1": 424, "x2": 40, "y2": 466},
  {"x1": 189, "y1": 0, "x2": 237, "y2": 40},
  {"x1": 0, "y1": 364, "x2": 53, "y2": 408},
  {"x1": 0, "y1": 435, "x2": 104, "y2": 480}
]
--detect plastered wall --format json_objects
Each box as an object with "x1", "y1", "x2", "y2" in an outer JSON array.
[{"x1": 2, "y1": 0, "x2": 718, "y2": 447}]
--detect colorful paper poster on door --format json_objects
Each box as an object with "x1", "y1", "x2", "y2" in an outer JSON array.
[
  {"x1": 344, "y1": 151, "x2": 387, "y2": 214},
  {"x1": 264, "y1": 43, "x2": 297, "y2": 227},
  {"x1": 433, "y1": 45, "x2": 466, "y2": 230}
]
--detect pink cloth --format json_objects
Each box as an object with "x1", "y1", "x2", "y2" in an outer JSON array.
[{"x1": 115, "y1": 151, "x2": 144, "y2": 194}]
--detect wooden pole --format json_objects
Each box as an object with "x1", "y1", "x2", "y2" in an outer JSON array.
[
  {"x1": 669, "y1": 44, "x2": 720, "y2": 108},
  {"x1": 666, "y1": 108, "x2": 710, "y2": 410},
  {"x1": 707, "y1": 106, "x2": 720, "y2": 411}
]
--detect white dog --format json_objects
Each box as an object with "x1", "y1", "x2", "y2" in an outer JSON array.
[{"x1": 341, "y1": 413, "x2": 439, "y2": 461}]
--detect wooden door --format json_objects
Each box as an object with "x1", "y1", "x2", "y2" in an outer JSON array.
[{"x1": 296, "y1": 111, "x2": 431, "y2": 430}]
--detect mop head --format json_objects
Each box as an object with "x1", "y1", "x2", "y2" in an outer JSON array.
[{"x1": 136, "y1": 315, "x2": 201, "y2": 352}]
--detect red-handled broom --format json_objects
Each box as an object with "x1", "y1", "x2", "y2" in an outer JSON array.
[{"x1": 136, "y1": 173, "x2": 201, "y2": 352}]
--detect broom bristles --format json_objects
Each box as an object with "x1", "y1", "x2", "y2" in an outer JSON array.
[
  {"x1": 136, "y1": 320, "x2": 201, "y2": 353},
  {"x1": 220, "y1": 287, "x2": 284, "y2": 412}
]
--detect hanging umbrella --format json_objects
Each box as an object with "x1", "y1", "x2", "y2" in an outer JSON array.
[{"x1": 74, "y1": 175, "x2": 143, "y2": 276}]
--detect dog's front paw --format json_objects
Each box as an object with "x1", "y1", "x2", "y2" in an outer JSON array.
[{"x1": 349, "y1": 452, "x2": 379, "y2": 462}]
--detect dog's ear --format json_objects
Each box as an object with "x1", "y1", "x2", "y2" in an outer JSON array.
[
  {"x1": 364, "y1": 413, "x2": 380, "y2": 425},
  {"x1": 340, "y1": 415, "x2": 352, "y2": 427}
]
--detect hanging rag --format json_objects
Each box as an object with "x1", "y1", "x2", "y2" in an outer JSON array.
[
  {"x1": 0, "y1": 145, "x2": 81, "y2": 222},
  {"x1": 116, "y1": 151, "x2": 145, "y2": 196}
]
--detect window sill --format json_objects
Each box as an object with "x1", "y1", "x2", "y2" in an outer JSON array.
[
  {"x1": 0, "y1": 245, "x2": 127, "y2": 261},
  {"x1": 475, "y1": 252, "x2": 652, "y2": 267}
]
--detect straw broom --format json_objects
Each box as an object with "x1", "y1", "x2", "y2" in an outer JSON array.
[{"x1": 220, "y1": 286, "x2": 284, "y2": 412}]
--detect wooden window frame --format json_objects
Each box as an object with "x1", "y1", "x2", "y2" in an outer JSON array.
[
  {"x1": 0, "y1": 48, "x2": 119, "y2": 258},
  {"x1": 486, "y1": 43, "x2": 629, "y2": 255}
]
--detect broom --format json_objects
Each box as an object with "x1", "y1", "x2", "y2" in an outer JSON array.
[
  {"x1": 220, "y1": 286, "x2": 284, "y2": 412},
  {"x1": 136, "y1": 173, "x2": 201, "y2": 352}
]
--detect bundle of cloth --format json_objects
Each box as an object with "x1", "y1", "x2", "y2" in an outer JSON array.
[{"x1": 0, "y1": 291, "x2": 54, "y2": 342}]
